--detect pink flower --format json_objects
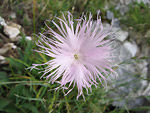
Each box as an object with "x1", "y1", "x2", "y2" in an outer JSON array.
[{"x1": 30, "y1": 11, "x2": 117, "y2": 99}]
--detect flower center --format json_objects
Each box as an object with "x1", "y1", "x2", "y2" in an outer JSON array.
[{"x1": 74, "y1": 54, "x2": 79, "y2": 60}]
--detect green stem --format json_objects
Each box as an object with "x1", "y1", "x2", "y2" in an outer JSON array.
[{"x1": 33, "y1": 0, "x2": 36, "y2": 33}]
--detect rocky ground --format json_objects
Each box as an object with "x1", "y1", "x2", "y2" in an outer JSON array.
[
  {"x1": 0, "y1": 16, "x2": 32, "y2": 65},
  {"x1": 104, "y1": 0, "x2": 150, "y2": 111}
]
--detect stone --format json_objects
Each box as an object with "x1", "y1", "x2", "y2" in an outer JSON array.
[
  {"x1": 0, "y1": 55, "x2": 6, "y2": 64},
  {"x1": 14, "y1": 36, "x2": 32, "y2": 42},
  {"x1": 10, "y1": 36, "x2": 22, "y2": 42},
  {"x1": 115, "y1": 30, "x2": 128, "y2": 42},
  {"x1": 10, "y1": 12, "x2": 16, "y2": 19},
  {"x1": 136, "y1": 0, "x2": 150, "y2": 4},
  {"x1": 145, "y1": 29, "x2": 150, "y2": 38},
  {"x1": 119, "y1": 5, "x2": 129, "y2": 15},
  {"x1": 125, "y1": 0, "x2": 131, "y2": 5},
  {"x1": 0, "y1": 43, "x2": 17, "y2": 55},
  {"x1": 110, "y1": 60, "x2": 148, "y2": 108},
  {"x1": 25, "y1": 36, "x2": 32, "y2": 41},
  {"x1": 123, "y1": 41, "x2": 138, "y2": 57},
  {"x1": 103, "y1": 23, "x2": 111, "y2": 31},
  {"x1": 103, "y1": 23, "x2": 128, "y2": 41},
  {"x1": 120, "y1": 0, "x2": 132, "y2": 5},
  {"x1": 106, "y1": 10, "x2": 114, "y2": 20},
  {"x1": 109, "y1": 41, "x2": 148, "y2": 109},
  {"x1": 0, "y1": 16, "x2": 7, "y2": 26},
  {"x1": 104, "y1": 2, "x2": 109, "y2": 10},
  {"x1": 10, "y1": 23, "x2": 21, "y2": 29},
  {"x1": 4, "y1": 25, "x2": 20, "y2": 40},
  {"x1": 112, "y1": 41, "x2": 132, "y2": 64},
  {"x1": 9, "y1": 35, "x2": 32, "y2": 42},
  {"x1": 115, "y1": 4, "x2": 120, "y2": 10},
  {"x1": 120, "y1": 0, "x2": 125, "y2": 4},
  {"x1": 113, "y1": 18, "x2": 120, "y2": 28}
]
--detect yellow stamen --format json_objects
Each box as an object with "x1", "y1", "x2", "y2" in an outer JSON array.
[{"x1": 74, "y1": 54, "x2": 79, "y2": 60}]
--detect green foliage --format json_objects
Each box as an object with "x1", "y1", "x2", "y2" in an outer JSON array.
[
  {"x1": 0, "y1": 98, "x2": 11, "y2": 110},
  {"x1": 121, "y1": 3, "x2": 150, "y2": 33},
  {"x1": 111, "y1": 2, "x2": 150, "y2": 34},
  {"x1": 0, "y1": 0, "x2": 106, "y2": 33},
  {"x1": 0, "y1": 71, "x2": 9, "y2": 82}
]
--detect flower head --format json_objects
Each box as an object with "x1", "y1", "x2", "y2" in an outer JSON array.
[{"x1": 30, "y1": 11, "x2": 117, "y2": 99}]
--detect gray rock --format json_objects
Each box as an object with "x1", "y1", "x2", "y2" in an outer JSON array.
[
  {"x1": 12, "y1": 36, "x2": 32, "y2": 42},
  {"x1": 4, "y1": 25, "x2": 20, "y2": 40},
  {"x1": 0, "y1": 55, "x2": 6, "y2": 64},
  {"x1": 113, "y1": 18, "x2": 120, "y2": 28},
  {"x1": 120, "y1": 0, "x2": 132, "y2": 5},
  {"x1": 145, "y1": 29, "x2": 150, "y2": 38},
  {"x1": 25, "y1": 36, "x2": 32, "y2": 41},
  {"x1": 12, "y1": 36, "x2": 22, "y2": 41},
  {"x1": 115, "y1": 4, "x2": 121, "y2": 10},
  {"x1": 112, "y1": 41, "x2": 132, "y2": 63},
  {"x1": 109, "y1": 40, "x2": 148, "y2": 109},
  {"x1": 115, "y1": 30, "x2": 128, "y2": 42},
  {"x1": 123, "y1": 41, "x2": 138, "y2": 57},
  {"x1": 10, "y1": 12, "x2": 16, "y2": 19},
  {"x1": 106, "y1": 10, "x2": 114, "y2": 20},
  {"x1": 0, "y1": 43, "x2": 17, "y2": 55},
  {"x1": 110, "y1": 60, "x2": 148, "y2": 108},
  {"x1": 0, "y1": 16, "x2": 7, "y2": 26},
  {"x1": 125, "y1": 0, "x2": 132, "y2": 5},
  {"x1": 119, "y1": 5, "x2": 129, "y2": 15},
  {"x1": 104, "y1": 0, "x2": 150, "y2": 17},
  {"x1": 120, "y1": 0, "x2": 125, "y2": 4},
  {"x1": 136, "y1": 0, "x2": 150, "y2": 4},
  {"x1": 119, "y1": 0, "x2": 150, "y2": 5}
]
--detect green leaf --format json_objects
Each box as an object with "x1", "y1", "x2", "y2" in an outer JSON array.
[
  {"x1": 3, "y1": 104, "x2": 19, "y2": 113},
  {"x1": 0, "y1": 71, "x2": 9, "y2": 82},
  {"x1": 0, "y1": 98, "x2": 11, "y2": 109},
  {"x1": 131, "y1": 106, "x2": 150, "y2": 111},
  {"x1": 21, "y1": 103, "x2": 39, "y2": 113},
  {"x1": 8, "y1": 85, "x2": 25, "y2": 99}
]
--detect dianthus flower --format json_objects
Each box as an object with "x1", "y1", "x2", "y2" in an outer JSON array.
[{"x1": 30, "y1": 11, "x2": 117, "y2": 99}]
